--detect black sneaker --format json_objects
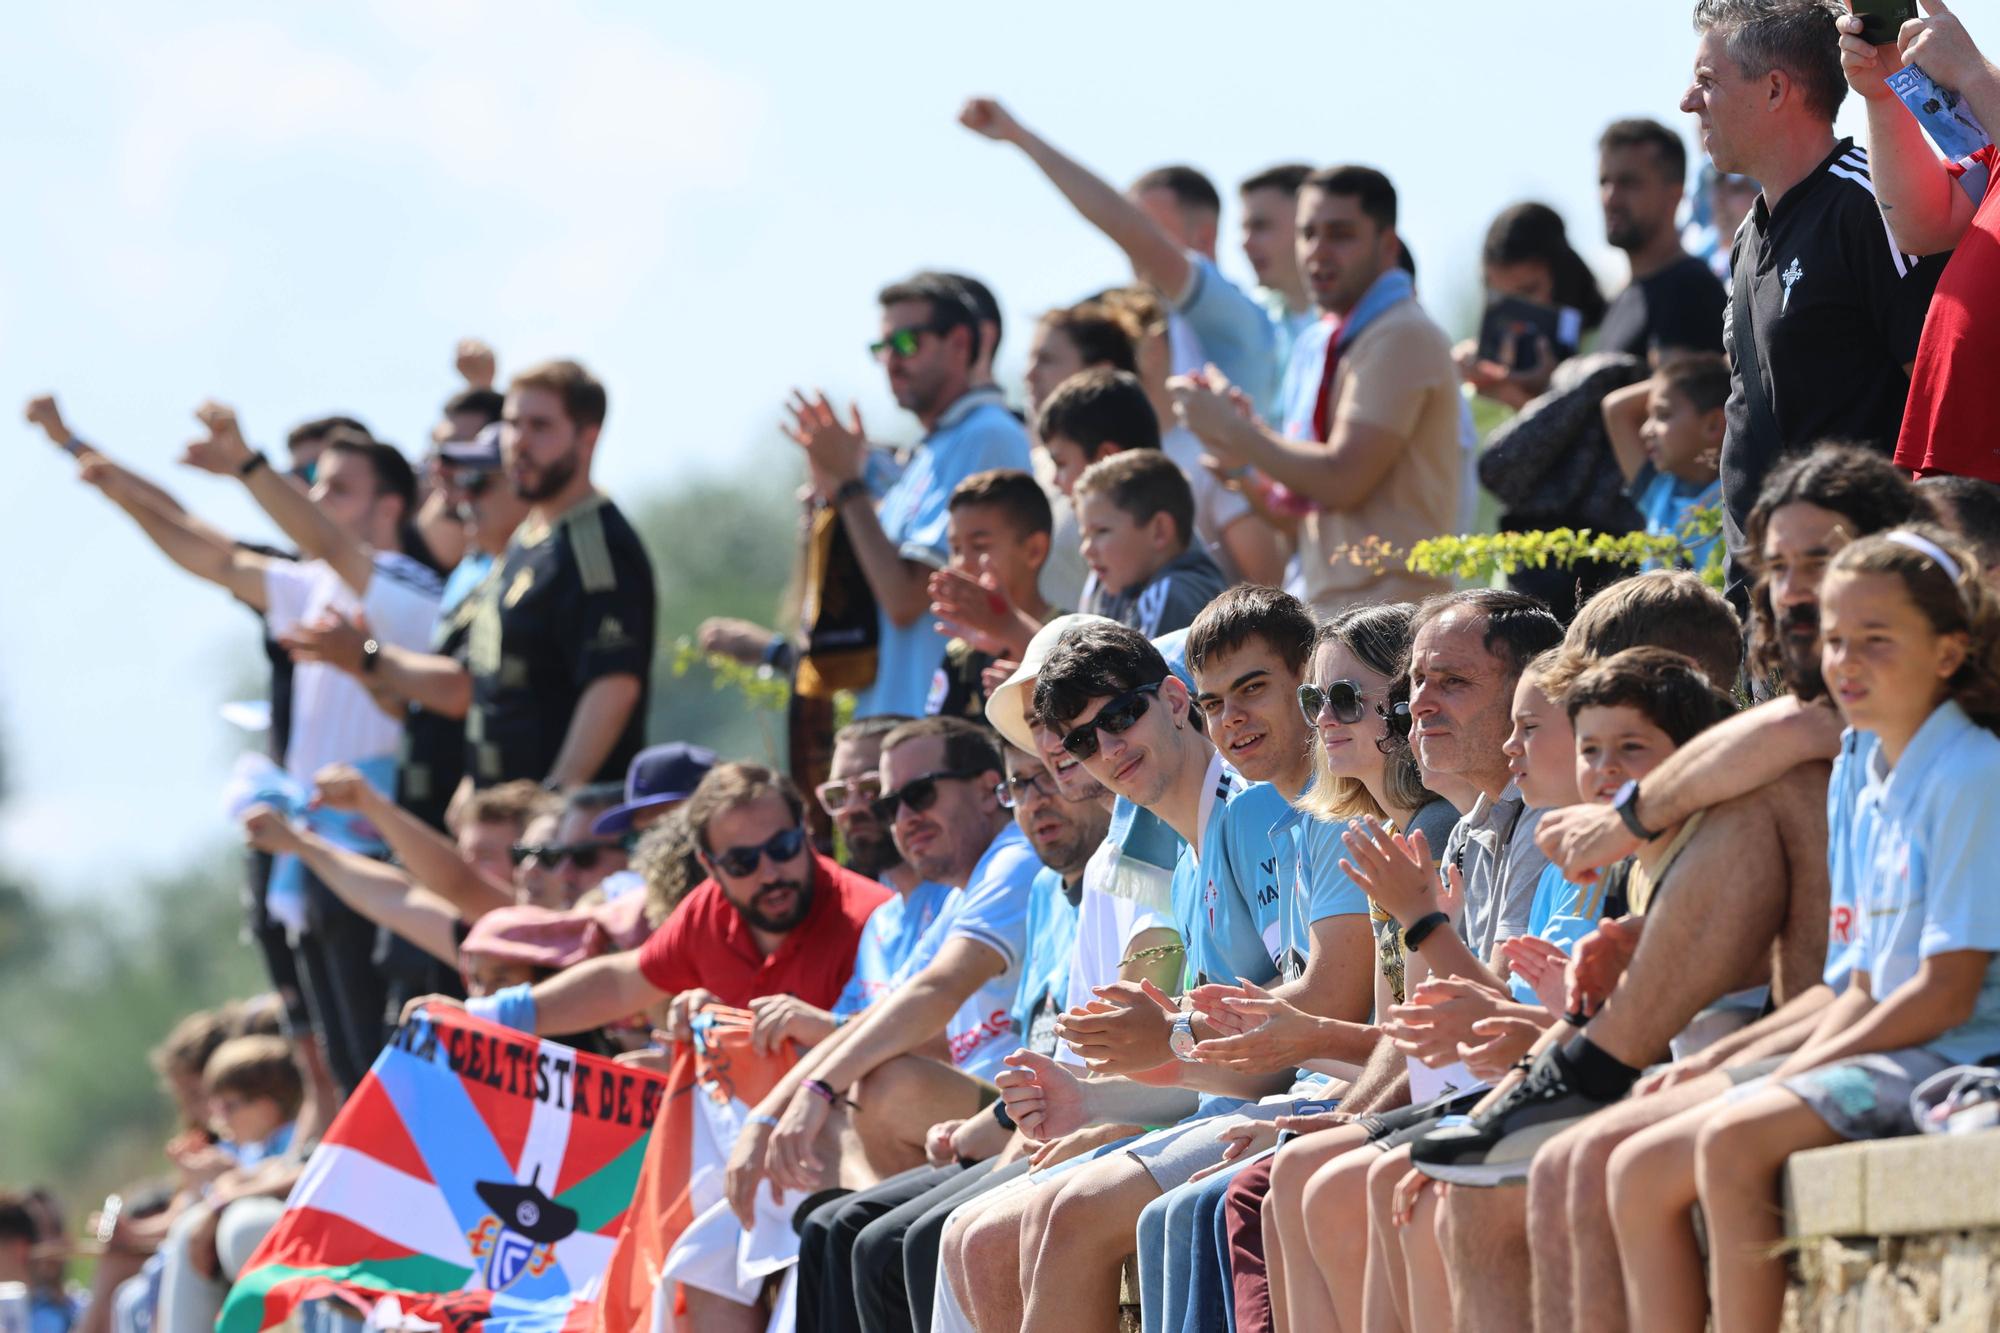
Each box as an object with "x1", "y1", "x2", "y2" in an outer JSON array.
[{"x1": 1407, "y1": 1046, "x2": 1616, "y2": 1187}]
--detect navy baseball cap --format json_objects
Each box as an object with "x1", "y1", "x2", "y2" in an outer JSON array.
[
  {"x1": 591, "y1": 742, "x2": 718, "y2": 836},
  {"x1": 438, "y1": 420, "x2": 504, "y2": 469}
]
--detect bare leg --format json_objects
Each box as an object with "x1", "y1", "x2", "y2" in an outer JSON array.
[
  {"x1": 950, "y1": 1177, "x2": 1046, "y2": 1332},
  {"x1": 1401, "y1": 1178, "x2": 1453, "y2": 1333},
  {"x1": 1302, "y1": 1142, "x2": 1378, "y2": 1333},
  {"x1": 1438, "y1": 1185, "x2": 1531, "y2": 1333},
  {"x1": 1262, "y1": 1189, "x2": 1292, "y2": 1333},
  {"x1": 1269, "y1": 1125, "x2": 1369, "y2": 1333},
  {"x1": 1022, "y1": 1154, "x2": 1161, "y2": 1333},
  {"x1": 1364, "y1": 1146, "x2": 1417, "y2": 1333},
  {"x1": 1609, "y1": 1085, "x2": 1733, "y2": 1333},
  {"x1": 1526, "y1": 1132, "x2": 1577, "y2": 1333},
  {"x1": 681, "y1": 1286, "x2": 764, "y2": 1333},
  {"x1": 846, "y1": 1054, "x2": 987, "y2": 1187},
  {"x1": 1696, "y1": 1086, "x2": 1840, "y2": 1333},
  {"x1": 1587, "y1": 797, "x2": 1797, "y2": 1067}
]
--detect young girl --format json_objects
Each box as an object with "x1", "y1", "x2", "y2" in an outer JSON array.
[{"x1": 1696, "y1": 528, "x2": 2000, "y2": 1333}]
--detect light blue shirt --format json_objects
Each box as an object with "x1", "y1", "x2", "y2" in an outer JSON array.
[
  {"x1": 1267, "y1": 790, "x2": 1370, "y2": 983},
  {"x1": 1011, "y1": 868, "x2": 1085, "y2": 1053},
  {"x1": 833, "y1": 879, "x2": 955, "y2": 1017},
  {"x1": 1854, "y1": 701, "x2": 2000, "y2": 1065},
  {"x1": 1507, "y1": 862, "x2": 1616, "y2": 1004},
  {"x1": 1824, "y1": 728, "x2": 1881, "y2": 992},
  {"x1": 1172, "y1": 763, "x2": 1285, "y2": 989},
  {"x1": 897, "y1": 822, "x2": 1043, "y2": 1080},
  {"x1": 1175, "y1": 253, "x2": 1281, "y2": 418},
  {"x1": 1257, "y1": 286, "x2": 1320, "y2": 395},
  {"x1": 1631, "y1": 463, "x2": 1723, "y2": 573},
  {"x1": 852, "y1": 388, "x2": 1031, "y2": 719}
]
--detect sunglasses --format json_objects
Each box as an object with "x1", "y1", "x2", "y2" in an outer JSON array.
[
  {"x1": 1061, "y1": 681, "x2": 1164, "y2": 760},
  {"x1": 996, "y1": 770, "x2": 1059, "y2": 810},
  {"x1": 868, "y1": 323, "x2": 942, "y2": 360},
  {"x1": 1298, "y1": 680, "x2": 1412, "y2": 732},
  {"x1": 815, "y1": 772, "x2": 883, "y2": 816},
  {"x1": 710, "y1": 825, "x2": 809, "y2": 878},
  {"x1": 509, "y1": 838, "x2": 621, "y2": 871},
  {"x1": 871, "y1": 768, "x2": 985, "y2": 823}
]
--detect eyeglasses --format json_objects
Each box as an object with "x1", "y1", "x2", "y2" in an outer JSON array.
[
  {"x1": 509, "y1": 838, "x2": 622, "y2": 871},
  {"x1": 869, "y1": 324, "x2": 940, "y2": 360},
  {"x1": 1298, "y1": 680, "x2": 1412, "y2": 732},
  {"x1": 710, "y1": 825, "x2": 809, "y2": 878},
  {"x1": 996, "y1": 770, "x2": 1059, "y2": 810},
  {"x1": 1061, "y1": 682, "x2": 1164, "y2": 760},
  {"x1": 816, "y1": 772, "x2": 883, "y2": 816},
  {"x1": 871, "y1": 768, "x2": 985, "y2": 823}
]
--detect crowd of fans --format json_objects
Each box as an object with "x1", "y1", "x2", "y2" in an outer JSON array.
[{"x1": 13, "y1": 1, "x2": 2000, "y2": 1330}]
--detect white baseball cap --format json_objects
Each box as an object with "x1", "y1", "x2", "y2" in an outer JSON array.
[{"x1": 983, "y1": 613, "x2": 1119, "y2": 753}]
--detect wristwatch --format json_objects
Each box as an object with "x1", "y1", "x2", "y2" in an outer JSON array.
[
  {"x1": 830, "y1": 477, "x2": 871, "y2": 508},
  {"x1": 1612, "y1": 780, "x2": 1661, "y2": 841},
  {"x1": 1169, "y1": 1011, "x2": 1199, "y2": 1061},
  {"x1": 237, "y1": 450, "x2": 270, "y2": 478},
  {"x1": 360, "y1": 638, "x2": 382, "y2": 674}
]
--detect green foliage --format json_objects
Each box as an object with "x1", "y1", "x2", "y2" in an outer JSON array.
[
  {"x1": 0, "y1": 855, "x2": 266, "y2": 1207},
  {"x1": 1406, "y1": 504, "x2": 1726, "y2": 590}
]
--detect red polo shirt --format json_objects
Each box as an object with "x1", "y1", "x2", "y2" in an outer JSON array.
[{"x1": 635, "y1": 853, "x2": 891, "y2": 1009}]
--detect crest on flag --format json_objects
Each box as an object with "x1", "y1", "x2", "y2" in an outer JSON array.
[{"x1": 469, "y1": 1172, "x2": 578, "y2": 1291}]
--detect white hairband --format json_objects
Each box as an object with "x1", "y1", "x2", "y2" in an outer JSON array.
[{"x1": 1884, "y1": 530, "x2": 1964, "y2": 583}]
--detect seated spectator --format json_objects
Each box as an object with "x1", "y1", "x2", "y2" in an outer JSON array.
[
  {"x1": 1074, "y1": 451, "x2": 1227, "y2": 637},
  {"x1": 1834, "y1": 5, "x2": 2000, "y2": 484},
  {"x1": 1601, "y1": 350, "x2": 1730, "y2": 572},
  {"x1": 1034, "y1": 367, "x2": 1159, "y2": 500},
  {"x1": 1698, "y1": 527, "x2": 2000, "y2": 1331},
  {"x1": 398, "y1": 761, "x2": 889, "y2": 1042},
  {"x1": 923, "y1": 469, "x2": 1059, "y2": 717},
  {"x1": 0, "y1": 1192, "x2": 75, "y2": 1333},
  {"x1": 199, "y1": 1036, "x2": 303, "y2": 1170}
]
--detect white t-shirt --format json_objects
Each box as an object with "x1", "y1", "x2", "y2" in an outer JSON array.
[
  {"x1": 1057, "y1": 837, "x2": 1174, "y2": 1068},
  {"x1": 264, "y1": 552, "x2": 443, "y2": 785}
]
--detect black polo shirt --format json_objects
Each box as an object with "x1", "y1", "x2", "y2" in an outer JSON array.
[
  {"x1": 1719, "y1": 138, "x2": 1946, "y2": 569},
  {"x1": 396, "y1": 564, "x2": 491, "y2": 827},
  {"x1": 465, "y1": 493, "x2": 657, "y2": 786},
  {"x1": 1598, "y1": 253, "x2": 1727, "y2": 358}
]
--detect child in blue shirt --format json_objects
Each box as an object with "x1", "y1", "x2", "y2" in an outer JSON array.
[
  {"x1": 1602, "y1": 352, "x2": 1727, "y2": 574},
  {"x1": 1695, "y1": 528, "x2": 2000, "y2": 1331},
  {"x1": 200, "y1": 1036, "x2": 301, "y2": 1171}
]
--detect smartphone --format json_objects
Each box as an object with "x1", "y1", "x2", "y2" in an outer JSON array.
[
  {"x1": 1849, "y1": 0, "x2": 1916, "y2": 45},
  {"x1": 1476, "y1": 296, "x2": 1583, "y2": 371}
]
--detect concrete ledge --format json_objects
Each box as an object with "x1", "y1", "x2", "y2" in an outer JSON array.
[{"x1": 1786, "y1": 1131, "x2": 2000, "y2": 1238}]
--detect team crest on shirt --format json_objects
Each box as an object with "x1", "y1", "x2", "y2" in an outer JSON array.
[
  {"x1": 1204, "y1": 875, "x2": 1220, "y2": 926},
  {"x1": 1781, "y1": 258, "x2": 1805, "y2": 314}
]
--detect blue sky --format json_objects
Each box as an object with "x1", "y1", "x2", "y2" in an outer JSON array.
[{"x1": 1, "y1": 1, "x2": 1892, "y2": 894}]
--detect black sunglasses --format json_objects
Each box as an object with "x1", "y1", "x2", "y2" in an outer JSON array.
[
  {"x1": 871, "y1": 768, "x2": 985, "y2": 823},
  {"x1": 710, "y1": 825, "x2": 809, "y2": 878},
  {"x1": 509, "y1": 838, "x2": 621, "y2": 871},
  {"x1": 1298, "y1": 680, "x2": 1412, "y2": 734},
  {"x1": 1061, "y1": 682, "x2": 1164, "y2": 760}
]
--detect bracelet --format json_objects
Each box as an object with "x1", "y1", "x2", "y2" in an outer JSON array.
[
  {"x1": 747, "y1": 1113, "x2": 781, "y2": 1130},
  {"x1": 1401, "y1": 911, "x2": 1451, "y2": 952},
  {"x1": 830, "y1": 478, "x2": 871, "y2": 508},
  {"x1": 238, "y1": 450, "x2": 269, "y2": 478},
  {"x1": 803, "y1": 1078, "x2": 839, "y2": 1106},
  {"x1": 991, "y1": 1099, "x2": 1016, "y2": 1132}
]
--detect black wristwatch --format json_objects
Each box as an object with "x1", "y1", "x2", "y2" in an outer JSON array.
[
  {"x1": 238, "y1": 450, "x2": 270, "y2": 478},
  {"x1": 1613, "y1": 780, "x2": 1661, "y2": 841},
  {"x1": 360, "y1": 638, "x2": 382, "y2": 674},
  {"x1": 1403, "y1": 911, "x2": 1451, "y2": 952},
  {"x1": 830, "y1": 478, "x2": 871, "y2": 508}
]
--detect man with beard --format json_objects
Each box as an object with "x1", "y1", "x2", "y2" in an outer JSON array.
[
  {"x1": 793, "y1": 734, "x2": 1118, "y2": 1333},
  {"x1": 416, "y1": 761, "x2": 889, "y2": 1036},
  {"x1": 726, "y1": 718, "x2": 1042, "y2": 1220},
  {"x1": 1594, "y1": 119, "x2": 1728, "y2": 357},
  {"x1": 456, "y1": 359, "x2": 656, "y2": 789}
]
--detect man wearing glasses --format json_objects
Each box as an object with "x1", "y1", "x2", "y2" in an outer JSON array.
[
  {"x1": 730, "y1": 718, "x2": 1042, "y2": 1211},
  {"x1": 421, "y1": 762, "x2": 889, "y2": 1046},
  {"x1": 782, "y1": 274, "x2": 1033, "y2": 720}
]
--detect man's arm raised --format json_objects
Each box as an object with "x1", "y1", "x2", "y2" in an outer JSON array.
[
  {"x1": 313, "y1": 763, "x2": 513, "y2": 921},
  {"x1": 182, "y1": 400, "x2": 377, "y2": 597},
  {"x1": 959, "y1": 97, "x2": 1193, "y2": 302},
  {"x1": 242, "y1": 807, "x2": 462, "y2": 965}
]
